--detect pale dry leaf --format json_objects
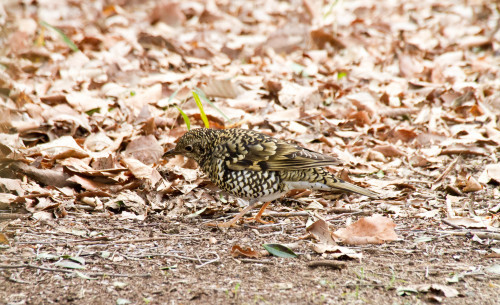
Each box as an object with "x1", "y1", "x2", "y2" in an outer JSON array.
[
  {"x1": 372, "y1": 145, "x2": 406, "y2": 157},
  {"x1": 122, "y1": 157, "x2": 163, "y2": 186},
  {"x1": 0, "y1": 193, "x2": 17, "y2": 209},
  {"x1": 66, "y1": 92, "x2": 112, "y2": 112},
  {"x1": 478, "y1": 164, "x2": 500, "y2": 184},
  {"x1": 32, "y1": 211, "x2": 53, "y2": 221},
  {"x1": 310, "y1": 244, "x2": 362, "y2": 260},
  {"x1": 332, "y1": 215, "x2": 398, "y2": 245},
  {"x1": 203, "y1": 79, "x2": 242, "y2": 99},
  {"x1": 150, "y1": 0, "x2": 186, "y2": 26},
  {"x1": 306, "y1": 219, "x2": 336, "y2": 245},
  {"x1": 0, "y1": 178, "x2": 24, "y2": 196},
  {"x1": 444, "y1": 217, "x2": 487, "y2": 229},
  {"x1": 461, "y1": 175, "x2": 482, "y2": 192},
  {"x1": 124, "y1": 135, "x2": 163, "y2": 165},
  {"x1": 30, "y1": 136, "x2": 89, "y2": 159},
  {"x1": 231, "y1": 245, "x2": 265, "y2": 258},
  {"x1": 84, "y1": 132, "x2": 114, "y2": 152}
]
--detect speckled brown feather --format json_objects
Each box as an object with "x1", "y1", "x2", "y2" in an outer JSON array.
[{"x1": 165, "y1": 128, "x2": 379, "y2": 201}]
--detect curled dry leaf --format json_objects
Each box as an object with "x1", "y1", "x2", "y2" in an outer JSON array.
[
  {"x1": 478, "y1": 164, "x2": 500, "y2": 184},
  {"x1": 29, "y1": 136, "x2": 89, "y2": 159},
  {"x1": 124, "y1": 135, "x2": 163, "y2": 165},
  {"x1": 231, "y1": 245, "x2": 265, "y2": 258},
  {"x1": 306, "y1": 219, "x2": 336, "y2": 245},
  {"x1": 310, "y1": 244, "x2": 362, "y2": 260},
  {"x1": 372, "y1": 145, "x2": 406, "y2": 158},
  {"x1": 122, "y1": 157, "x2": 163, "y2": 187},
  {"x1": 84, "y1": 131, "x2": 114, "y2": 152},
  {"x1": 203, "y1": 79, "x2": 242, "y2": 99},
  {"x1": 332, "y1": 215, "x2": 398, "y2": 245},
  {"x1": 443, "y1": 217, "x2": 487, "y2": 229},
  {"x1": 460, "y1": 175, "x2": 482, "y2": 192}
]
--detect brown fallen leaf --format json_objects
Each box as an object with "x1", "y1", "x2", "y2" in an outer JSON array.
[
  {"x1": 231, "y1": 245, "x2": 266, "y2": 258},
  {"x1": 443, "y1": 217, "x2": 487, "y2": 229},
  {"x1": 372, "y1": 145, "x2": 406, "y2": 157},
  {"x1": 310, "y1": 244, "x2": 362, "y2": 260},
  {"x1": 124, "y1": 135, "x2": 163, "y2": 165},
  {"x1": 478, "y1": 163, "x2": 500, "y2": 184},
  {"x1": 306, "y1": 219, "x2": 336, "y2": 245},
  {"x1": 332, "y1": 215, "x2": 398, "y2": 245},
  {"x1": 0, "y1": 232, "x2": 9, "y2": 245}
]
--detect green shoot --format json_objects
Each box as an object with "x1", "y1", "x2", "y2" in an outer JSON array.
[
  {"x1": 194, "y1": 87, "x2": 230, "y2": 121},
  {"x1": 175, "y1": 106, "x2": 191, "y2": 130},
  {"x1": 40, "y1": 21, "x2": 79, "y2": 52},
  {"x1": 192, "y1": 90, "x2": 210, "y2": 128}
]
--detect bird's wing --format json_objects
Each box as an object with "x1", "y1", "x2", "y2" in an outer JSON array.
[{"x1": 213, "y1": 130, "x2": 338, "y2": 171}]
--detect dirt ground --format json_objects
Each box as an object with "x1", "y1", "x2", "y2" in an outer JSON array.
[
  {"x1": 1, "y1": 0, "x2": 500, "y2": 304},
  {"x1": 1, "y1": 186, "x2": 500, "y2": 305}
]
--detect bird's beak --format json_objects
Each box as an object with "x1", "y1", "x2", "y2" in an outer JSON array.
[{"x1": 163, "y1": 149, "x2": 178, "y2": 158}]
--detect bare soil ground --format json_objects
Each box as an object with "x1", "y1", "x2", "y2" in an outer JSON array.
[
  {"x1": 1, "y1": 182, "x2": 500, "y2": 305},
  {"x1": 1, "y1": 0, "x2": 500, "y2": 304}
]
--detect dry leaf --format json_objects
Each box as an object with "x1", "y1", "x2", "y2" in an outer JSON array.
[
  {"x1": 124, "y1": 135, "x2": 163, "y2": 165},
  {"x1": 306, "y1": 219, "x2": 336, "y2": 245},
  {"x1": 231, "y1": 245, "x2": 265, "y2": 258},
  {"x1": 332, "y1": 215, "x2": 398, "y2": 245}
]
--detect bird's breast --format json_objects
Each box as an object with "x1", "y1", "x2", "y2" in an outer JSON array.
[{"x1": 202, "y1": 159, "x2": 284, "y2": 200}]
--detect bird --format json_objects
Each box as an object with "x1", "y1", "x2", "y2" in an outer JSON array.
[{"x1": 164, "y1": 128, "x2": 379, "y2": 228}]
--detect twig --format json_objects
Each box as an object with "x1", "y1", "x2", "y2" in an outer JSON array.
[
  {"x1": 16, "y1": 236, "x2": 179, "y2": 246},
  {"x1": 0, "y1": 264, "x2": 150, "y2": 277},
  {"x1": 236, "y1": 258, "x2": 275, "y2": 265},
  {"x1": 195, "y1": 253, "x2": 220, "y2": 269},
  {"x1": 127, "y1": 253, "x2": 213, "y2": 262},
  {"x1": 437, "y1": 230, "x2": 500, "y2": 240},
  {"x1": 431, "y1": 156, "x2": 460, "y2": 190},
  {"x1": 265, "y1": 211, "x2": 311, "y2": 217},
  {"x1": 442, "y1": 219, "x2": 462, "y2": 229},
  {"x1": 0, "y1": 213, "x2": 29, "y2": 220},
  {"x1": 307, "y1": 260, "x2": 346, "y2": 269}
]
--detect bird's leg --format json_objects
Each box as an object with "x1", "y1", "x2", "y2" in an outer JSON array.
[
  {"x1": 206, "y1": 202, "x2": 259, "y2": 228},
  {"x1": 244, "y1": 201, "x2": 272, "y2": 224}
]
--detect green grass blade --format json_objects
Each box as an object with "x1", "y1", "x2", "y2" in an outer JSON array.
[
  {"x1": 192, "y1": 90, "x2": 210, "y2": 128},
  {"x1": 194, "y1": 87, "x2": 230, "y2": 121},
  {"x1": 40, "y1": 21, "x2": 79, "y2": 52},
  {"x1": 175, "y1": 106, "x2": 191, "y2": 130}
]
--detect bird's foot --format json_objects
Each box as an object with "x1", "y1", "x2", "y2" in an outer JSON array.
[
  {"x1": 243, "y1": 201, "x2": 273, "y2": 224},
  {"x1": 243, "y1": 216, "x2": 273, "y2": 225}
]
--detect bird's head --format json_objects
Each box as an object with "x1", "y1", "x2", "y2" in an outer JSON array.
[{"x1": 163, "y1": 128, "x2": 215, "y2": 162}]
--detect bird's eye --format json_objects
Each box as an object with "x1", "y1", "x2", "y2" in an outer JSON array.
[{"x1": 185, "y1": 145, "x2": 193, "y2": 152}]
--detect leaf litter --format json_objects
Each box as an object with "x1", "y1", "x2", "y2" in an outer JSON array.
[{"x1": 1, "y1": 0, "x2": 500, "y2": 304}]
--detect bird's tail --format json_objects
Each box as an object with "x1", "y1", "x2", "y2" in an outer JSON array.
[
  {"x1": 325, "y1": 177, "x2": 379, "y2": 199},
  {"x1": 281, "y1": 168, "x2": 380, "y2": 199}
]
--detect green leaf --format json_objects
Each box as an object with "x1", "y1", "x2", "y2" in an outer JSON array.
[
  {"x1": 337, "y1": 71, "x2": 347, "y2": 79},
  {"x1": 40, "y1": 21, "x2": 79, "y2": 52},
  {"x1": 175, "y1": 106, "x2": 191, "y2": 130},
  {"x1": 192, "y1": 90, "x2": 210, "y2": 128},
  {"x1": 262, "y1": 244, "x2": 297, "y2": 258},
  {"x1": 375, "y1": 170, "x2": 385, "y2": 178},
  {"x1": 85, "y1": 108, "x2": 101, "y2": 115},
  {"x1": 194, "y1": 87, "x2": 229, "y2": 121}
]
